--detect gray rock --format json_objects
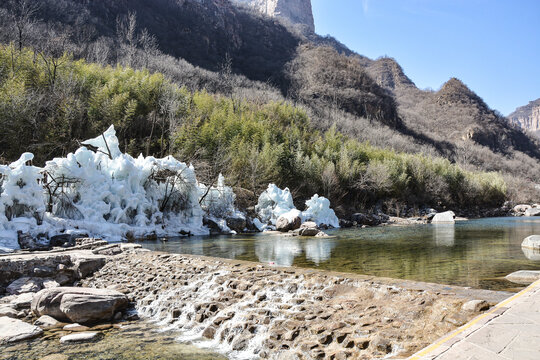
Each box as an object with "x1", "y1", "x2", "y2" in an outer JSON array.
[
  {"x1": 50, "y1": 234, "x2": 76, "y2": 248},
  {"x1": 34, "y1": 315, "x2": 63, "y2": 329},
  {"x1": 11, "y1": 292, "x2": 35, "y2": 309},
  {"x1": 431, "y1": 211, "x2": 455, "y2": 224},
  {"x1": 17, "y1": 231, "x2": 49, "y2": 251},
  {"x1": 299, "y1": 228, "x2": 320, "y2": 236},
  {"x1": 522, "y1": 235, "x2": 540, "y2": 251},
  {"x1": 6, "y1": 277, "x2": 43, "y2": 295},
  {"x1": 32, "y1": 287, "x2": 129, "y2": 324},
  {"x1": 0, "y1": 305, "x2": 18, "y2": 318},
  {"x1": 525, "y1": 208, "x2": 540, "y2": 217},
  {"x1": 92, "y1": 244, "x2": 122, "y2": 256},
  {"x1": 0, "y1": 316, "x2": 43, "y2": 344},
  {"x1": 203, "y1": 217, "x2": 223, "y2": 234},
  {"x1": 226, "y1": 216, "x2": 247, "y2": 233},
  {"x1": 42, "y1": 279, "x2": 60, "y2": 289},
  {"x1": 462, "y1": 300, "x2": 489, "y2": 312},
  {"x1": 63, "y1": 323, "x2": 90, "y2": 331},
  {"x1": 59, "y1": 332, "x2": 99, "y2": 343},
  {"x1": 522, "y1": 246, "x2": 540, "y2": 261},
  {"x1": 276, "y1": 215, "x2": 302, "y2": 232},
  {"x1": 71, "y1": 254, "x2": 107, "y2": 278},
  {"x1": 513, "y1": 204, "x2": 532, "y2": 214},
  {"x1": 505, "y1": 270, "x2": 540, "y2": 285}
]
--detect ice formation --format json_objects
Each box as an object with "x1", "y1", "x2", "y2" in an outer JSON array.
[
  {"x1": 198, "y1": 174, "x2": 245, "y2": 233},
  {"x1": 0, "y1": 125, "x2": 242, "y2": 251},
  {"x1": 255, "y1": 184, "x2": 295, "y2": 225},
  {"x1": 302, "y1": 194, "x2": 340, "y2": 228},
  {"x1": 255, "y1": 184, "x2": 340, "y2": 229}
]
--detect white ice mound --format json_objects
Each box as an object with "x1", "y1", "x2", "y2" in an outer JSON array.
[
  {"x1": 0, "y1": 153, "x2": 45, "y2": 226},
  {"x1": 256, "y1": 184, "x2": 295, "y2": 225},
  {"x1": 302, "y1": 194, "x2": 339, "y2": 228},
  {"x1": 0, "y1": 125, "x2": 210, "y2": 246},
  {"x1": 255, "y1": 184, "x2": 339, "y2": 228}
]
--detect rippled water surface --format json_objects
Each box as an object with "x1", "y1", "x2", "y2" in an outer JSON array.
[{"x1": 140, "y1": 217, "x2": 540, "y2": 291}]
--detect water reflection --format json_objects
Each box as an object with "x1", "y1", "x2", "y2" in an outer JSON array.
[
  {"x1": 433, "y1": 224, "x2": 455, "y2": 247},
  {"x1": 255, "y1": 237, "x2": 302, "y2": 266},
  {"x1": 253, "y1": 236, "x2": 336, "y2": 266},
  {"x1": 304, "y1": 238, "x2": 336, "y2": 264},
  {"x1": 139, "y1": 217, "x2": 540, "y2": 291}
]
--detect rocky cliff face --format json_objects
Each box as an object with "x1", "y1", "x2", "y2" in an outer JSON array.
[
  {"x1": 508, "y1": 99, "x2": 540, "y2": 137},
  {"x1": 233, "y1": 0, "x2": 315, "y2": 32}
]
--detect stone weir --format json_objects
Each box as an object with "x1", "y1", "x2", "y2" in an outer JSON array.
[{"x1": 82, "y1": 251, "x2": 510, "y2": 359}]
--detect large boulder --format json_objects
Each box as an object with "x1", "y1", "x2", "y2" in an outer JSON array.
[
  {"x1": 0, "y1": 317, "x2": 43, "y2": 344},
  {"x1": 276, "y1": 210, "x2": 302, "y2": 232},
  {"x1": 431, "y1": 211, "x2": 455, "y2": 224},
  {"x1": 31, "y1": 287, "x2": 129, "y2": 324}
]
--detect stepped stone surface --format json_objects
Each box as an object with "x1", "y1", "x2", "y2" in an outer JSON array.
[{"x1": 82, "y1": 251, "x2": 509, "y2": 359}]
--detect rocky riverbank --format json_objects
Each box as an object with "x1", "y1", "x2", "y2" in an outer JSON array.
[{"x1": 80, "y1": 251, "x2": 508, "y2": 359}]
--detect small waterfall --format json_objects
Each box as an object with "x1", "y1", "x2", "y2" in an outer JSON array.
[{"x1": 136, "y1": 261, "x2": 338, "y2": 359}]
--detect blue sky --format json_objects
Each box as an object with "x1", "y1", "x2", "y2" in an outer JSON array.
[{"x1": 311, "y1": 0, "x2": 539, "y2": 115}]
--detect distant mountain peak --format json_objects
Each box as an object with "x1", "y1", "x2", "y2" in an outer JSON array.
[
  {"x1": 232, "y1": 0, "x2": 315, "y2": 32},
  {"x1": 437, "y1": 77, "x2": 485, "y2": 107},
  {"x1": 366, "y1": 57, "x2": 416, "y2": 90}
]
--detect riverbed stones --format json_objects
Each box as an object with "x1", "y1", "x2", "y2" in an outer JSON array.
[
  {"x1": 59, "y1": 331, "x2": 99, "y2": 343},
  {"x1": 505, "y1": 270, "x2": 540, "y2": 285},
  {"x1": 0, "y1": 316, "x2": 43, "y2": 344},
  {"x1": 431, "y1": 211, "x2": 456, "y2": 224},
  {"x1": 31, "y1": 287, "x2": 129, "y2": 324}
]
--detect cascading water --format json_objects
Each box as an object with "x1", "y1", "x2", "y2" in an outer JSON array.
[{"x1": 135, "y1": 259, "x2": 341, "y2": 359}]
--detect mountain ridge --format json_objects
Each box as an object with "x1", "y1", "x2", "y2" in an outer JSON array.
[{"x1": 508, "y1": 98, "x2": 540, "y2": 138}]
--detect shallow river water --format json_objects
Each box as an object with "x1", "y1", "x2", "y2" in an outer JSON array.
[{"x1": 140, "y1": 217, "x2": 540, "y2": 292}]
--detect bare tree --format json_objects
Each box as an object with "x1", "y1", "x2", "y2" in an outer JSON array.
[
  {"x1": 116, "y1": 12, "x2": 137, "y2": 67},
  {"x1": 138, "y1": 28, "x2": 159, "y2": 68},
  {"x1": 7, "y1": 0, "x2": 40, "y2": 52}
]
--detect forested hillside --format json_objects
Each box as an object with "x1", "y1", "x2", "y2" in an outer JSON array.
[
  {"x1": 0, "y1": 0, "x2": 537, "y2": 208},
  {"x1": 0, "y1": 45, "x2": 506, "y2": 214}
]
